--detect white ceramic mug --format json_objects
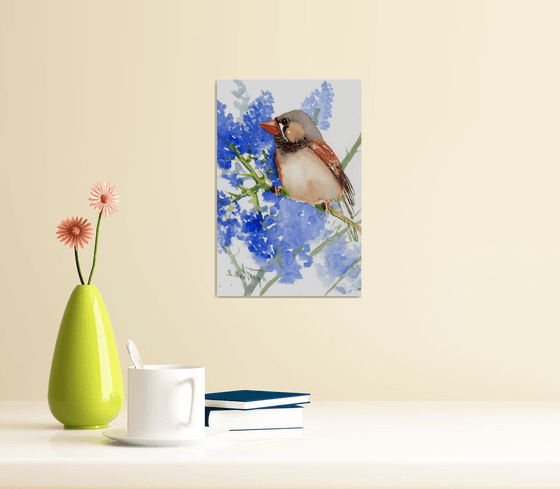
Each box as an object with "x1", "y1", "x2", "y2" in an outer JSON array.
[{"x1": 128, "y1": 365, "x2": 205, "y2": 440}]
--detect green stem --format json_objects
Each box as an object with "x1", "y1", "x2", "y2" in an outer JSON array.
[
  {"x1": 87, "y1": 213, "x2": 102, "y2": 285},
  {"x1": 228, "y1": 143, "x2": 263, "y2": 184},
  {"x1": 310, "y1": 220, "x2": 362, "y2": 258},
  {"x1": 341, "y1": 133, "x2": 361, "y2": 170},
  {"x1": 243, "y1": 268, "x2": 268, "y2": 297},
  {"x1": 329, "y1": 207, "x2": 362, "y2": 234},
  {"x1": 312, "y1": 108, "x2": 320, "y2": 125},
  {"x1": 223, "y1": 244, "x2": 248, "y2": 291},
  {"x1": 227, "y1": 143, "x2": 289, "y2": 197},
  {"x1": 325, "y1": 256, "x2": 362, "y2": 296},
  {"x1": 74, "y1": 247, "x2": 85, "y2": 285},
  {"x1": 259, "y1": 274, "x2": 282, "y2": 296}
]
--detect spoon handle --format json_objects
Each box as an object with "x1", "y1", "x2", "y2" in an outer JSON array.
[{"x1": 126, "y1": 340, "x2": 144, "y2": 369}]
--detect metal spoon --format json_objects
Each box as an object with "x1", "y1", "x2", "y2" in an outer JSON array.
[{"x1": 126, "y1": 340, "x2": 144, "y2": 369}]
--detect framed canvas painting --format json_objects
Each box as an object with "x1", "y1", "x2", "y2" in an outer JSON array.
[{"x1": 217, "y1": 80, "x2": 361, "y2": 297}]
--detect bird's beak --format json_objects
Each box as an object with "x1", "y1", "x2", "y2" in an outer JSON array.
[{"x1": 259, "y1": 119, "x2": 280, "y2": 135}]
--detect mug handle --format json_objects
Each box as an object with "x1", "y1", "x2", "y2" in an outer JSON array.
[{"x1": 180, "y1": 378, "x2": 197, "y2": 428}]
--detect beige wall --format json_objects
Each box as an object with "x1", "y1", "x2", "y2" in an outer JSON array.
[{"x1": 1, "y1": 0, "x2": 560, "y2": 401}]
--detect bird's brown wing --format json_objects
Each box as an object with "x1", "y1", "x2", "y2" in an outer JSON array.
[{"x1": 309, "y1": 139, "x2": 355, "y2": 208}]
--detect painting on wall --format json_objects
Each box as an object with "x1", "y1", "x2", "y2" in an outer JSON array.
[{"x1": 217, "y1": 80, "x2": 361, "y2": 297}]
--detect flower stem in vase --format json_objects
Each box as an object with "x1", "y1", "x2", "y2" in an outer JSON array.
[
  {"x1": 87, "y1": 212, "x2": 102, "y2": 285},
  {"x1": 74, "y1": 247, "x2": 85, "y2": 285}
]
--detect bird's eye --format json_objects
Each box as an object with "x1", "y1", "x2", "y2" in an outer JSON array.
[{"x1": 280, "y1": 118, "x2": 289, "y2": 126}]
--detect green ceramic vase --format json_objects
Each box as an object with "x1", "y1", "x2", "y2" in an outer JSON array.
[{"x1": 48, "y1": 285, "x2": 123, "y2": 429}]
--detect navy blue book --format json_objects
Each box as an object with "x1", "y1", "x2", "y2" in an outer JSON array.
[{"x1": 205, "y1": 390, "x2": 310, "y2": 409}]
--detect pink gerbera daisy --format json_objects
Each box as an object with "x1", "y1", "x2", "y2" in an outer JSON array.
[
  {"x1": 57, "y1": 217, "x2": 93, "y2": 249},
  {"x1": 89, "y1": 181, "x2": 119, "y2": 217}
]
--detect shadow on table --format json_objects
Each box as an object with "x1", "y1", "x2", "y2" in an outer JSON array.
[
  {"x1": 49, "y1": 430, "x2": 126, "y2": 448},
  {"x1": 0, "y1": 422, "x2": 62, "y2": 430},
  {"x1": 48, "y1": 431, "x2": 214, "y2": 458},
  {"x1": 49, "y1": 431, "x2": 204, "y2": 448}
]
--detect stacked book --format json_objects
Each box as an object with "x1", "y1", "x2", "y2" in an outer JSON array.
[{"x1": 205, "y1": 390, "x2": 310, "y2": 438}]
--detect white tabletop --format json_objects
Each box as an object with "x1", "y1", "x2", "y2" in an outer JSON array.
[{"x1": 2, "y1": 401, "x2": 560, "y2": 488}]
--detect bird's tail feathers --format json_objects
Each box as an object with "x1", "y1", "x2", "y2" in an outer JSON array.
[
  {"x1": 340, "y1": 196, "x2": 359, "y2": 242},
  {"x1": 339, "y1": 172, "x2": 355, "y2": 209}
]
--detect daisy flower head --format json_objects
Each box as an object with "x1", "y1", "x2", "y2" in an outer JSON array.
[
  {"x1": 89, "y1": 181, "x2": 119, "y2": 217},
  {"x1": 57, "y1": 217, "x2": 93, "y2": 249}
]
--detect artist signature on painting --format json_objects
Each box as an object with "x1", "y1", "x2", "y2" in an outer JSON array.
[{"x1": 227, "y1": 268, "x2": 267, "y2": 283}]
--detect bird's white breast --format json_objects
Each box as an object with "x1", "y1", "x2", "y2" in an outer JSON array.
[{"x1": 277, "y1": 148, "x2": 342, "y2": 205}]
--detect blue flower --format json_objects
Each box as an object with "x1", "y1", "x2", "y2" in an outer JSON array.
[
  {"x1": 217, "y1": 101, "x2": 243, "y2": 169},
  {"x1": 237, "y1": 209, "x2": 275, "y2": 266},
  {"x1": 315, "y1": 234, "x2": 361, "y2": 293},
  {"x1": 261, "y1": 195, "x2": 328, "y2": 284},
  {"x1": 217, "y1": 191, "x2": 241, "y2": 249},
  {"x1": 220, "y1": 162, "x2": 246, "y2": 189},
  {"x1": 218, "y1": 93, "x2": 280, "y2": 186},
  {"x1": 301, "y1": 81, "x2": 334, "y2": 131},
  {"x1": 240, "y1": 91, "x2": 276, "y2": 160}
]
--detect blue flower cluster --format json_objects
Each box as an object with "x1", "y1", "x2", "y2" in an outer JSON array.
[
  {"x1": 301, "y1": 81, "x2": 334, "y2": 131},
  {"x1": 217, "y1": 191, "x2": 240, "y2": 249},
  {"x1": 261, "y1": 192, "x2": 328, "y2": 283},
  {"x1": 217, "y1": 81, "x2": 360, "y2": 295},
  {"x1": 217, "y1": 91, "x2": 280, "y2": 187},
  {"x1": 217, "y1": 102, "x2": 243, "y2": 169},
  {"x1": 315, "y1": 234, "x2": 362, "y2": 294}
]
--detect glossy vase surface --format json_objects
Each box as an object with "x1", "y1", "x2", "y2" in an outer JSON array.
[{"x1": 48, "y1": 285, "x2": 123, "y2": 429}]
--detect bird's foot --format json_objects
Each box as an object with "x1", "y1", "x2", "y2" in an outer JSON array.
[
  {"x1": 269, "y1": 186, "x2": 282, "y2": 196},
  {"x1": 322, "y1": 202, "x2": 331, "y2": 214}
]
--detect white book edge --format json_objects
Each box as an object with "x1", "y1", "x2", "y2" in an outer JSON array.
[{"x1": 208, "y1": 406, "x2": 303, "y2": 430}]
